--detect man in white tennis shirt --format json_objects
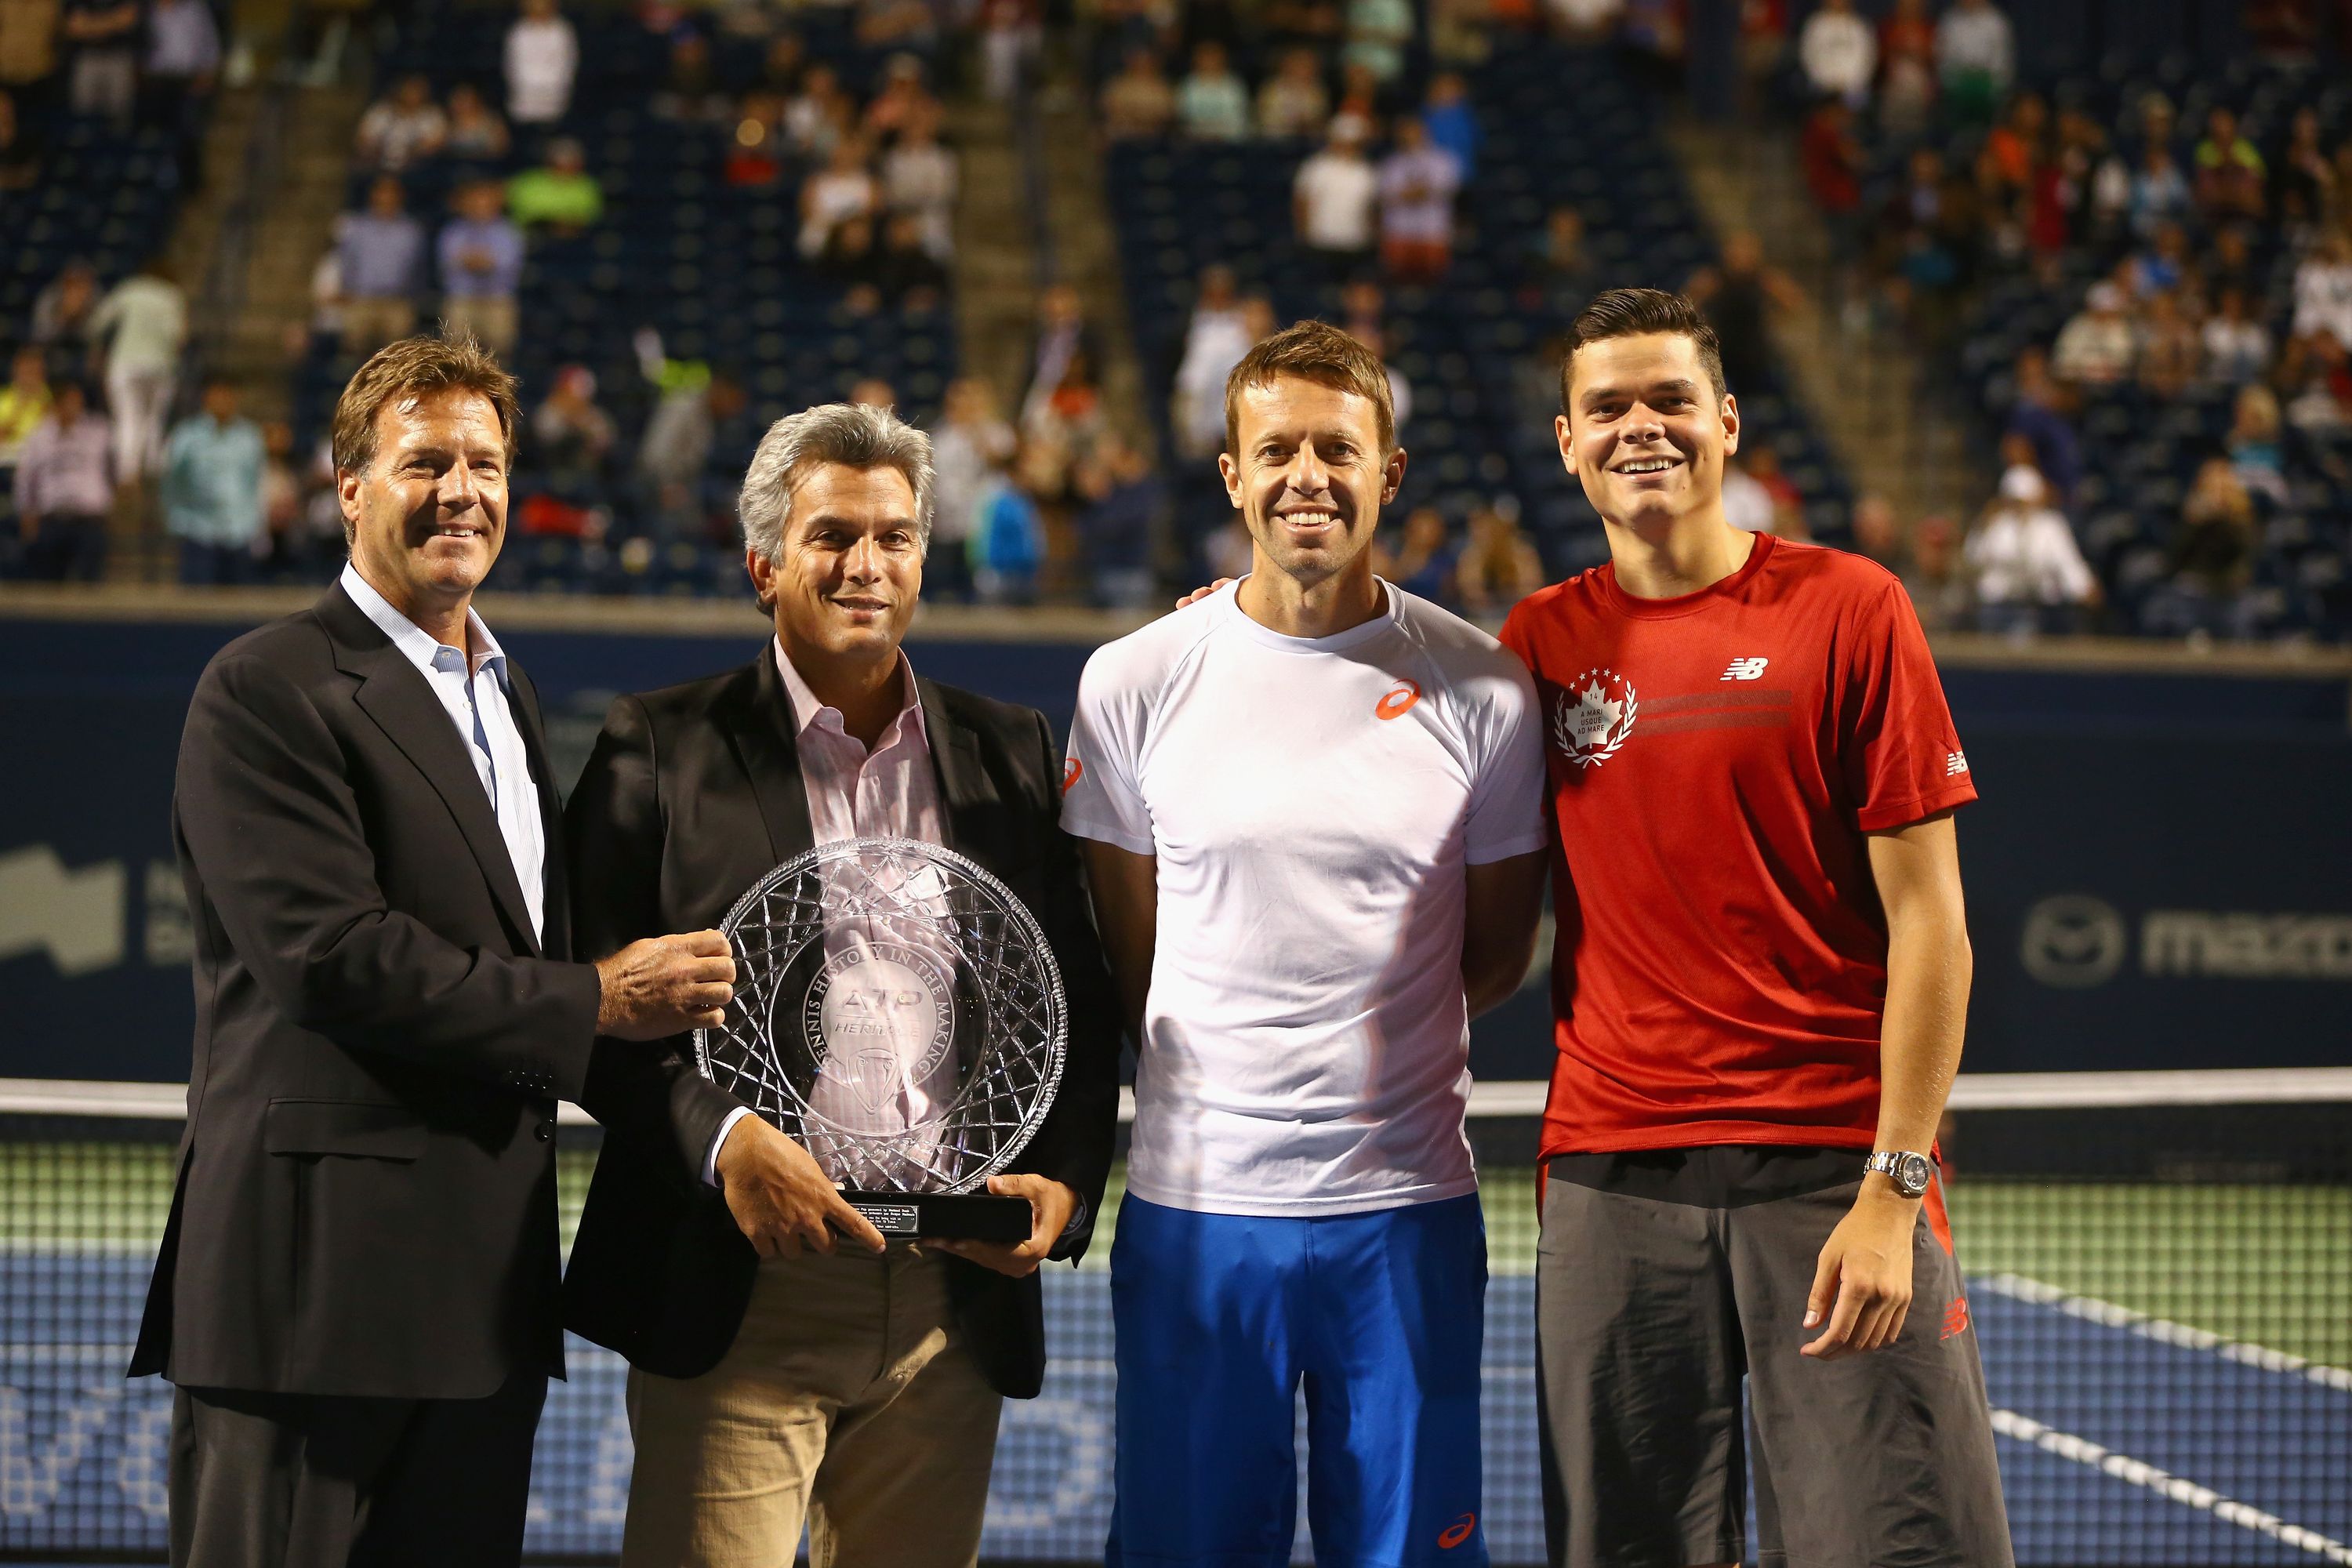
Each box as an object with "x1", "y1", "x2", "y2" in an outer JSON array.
[{"x1": 1063, "y1": 320, "x2": 1548, "y2": 1568}]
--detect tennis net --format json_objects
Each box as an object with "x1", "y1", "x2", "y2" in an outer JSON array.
[{"x1": 2, "y1": 1070, "x2": 2347, "y2": 1565}]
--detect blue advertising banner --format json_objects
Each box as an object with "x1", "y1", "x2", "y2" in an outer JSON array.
[{"x1": 1, "y1": 606, "x2": 2347, "y2": 1083}]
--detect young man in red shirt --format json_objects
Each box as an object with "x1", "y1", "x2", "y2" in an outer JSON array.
[{"x1": 1500, "y1": 289, "x2": 2013, "y2": 1568}]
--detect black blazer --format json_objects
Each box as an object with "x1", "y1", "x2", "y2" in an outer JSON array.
[
  {"x1": 129, "y1": 583, "x2": 630, "y2": 1400},
  {"x1": 559, "y1": 652, "x2": 1122, "y2": 1399}
]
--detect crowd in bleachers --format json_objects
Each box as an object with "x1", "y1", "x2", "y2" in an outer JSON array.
[
  {"x1": 1088, "y1": 0, "x2": 1853, "y2": 616},
  {"x1": 1763, "y1": 0, "x2": 2352, "y2": 641},
  {"x1": 0, "y1": 0, "x2": 212, "y2": 581}
]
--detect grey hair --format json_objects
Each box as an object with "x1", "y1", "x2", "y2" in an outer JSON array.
[{"x1": 739, "y1": 401, "x2": 937, "y2": 564}]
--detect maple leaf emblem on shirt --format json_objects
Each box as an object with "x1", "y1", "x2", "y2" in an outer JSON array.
[{"x1": 1552, "y1": 670, "x2": 1638, "y2": 769}]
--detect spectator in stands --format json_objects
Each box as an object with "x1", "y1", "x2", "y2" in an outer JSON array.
[
  {"x1": 2149, "y1": 457, "x2": 2259, "y2": 639},
  {"x1": 31, "y1": 258, "x2": 100, "y2": 363},
  {"x1": 1933, "y1": 0, "x2": 2010, "y2": 125},
  {"x1": 1848, "y1": 493, "x2": 1904, "y2": 572},
  {"x1": 1421, "y1": 72, "x2": 1479, "y2": 179},
  {"x1": 161, "y1": 376, "x2": 264, "y2": 585},
  {"x1": 0, "y1": 0, "x2": 60, "y2": 108},
  {"x1": 820, "y1": 215, "x2": 883, "y2": 312},
  {"x1": 1686, "y1": 230, "x2": 1804, "y2": 396},
  {"x1": 798, "y1": 134, "x2": 876, "y2": 260},
  {"x1": 2004, "y1": 345, "x2": 2081, "y2": 503},
  {"x1": 2226, "y1": 383, "x2": 2289, "y2": 506},
  {"x1": 1798, "y1": 0, "x2": 1873, "y2": 111},
  {"x1": 2190, "y1": 107, "x2": 2265, "y2": 225},
  {"x1": 508, "y1": 136, "x2": 603, "y2": 233},
  {"x1": 142, "y1": 0, "x2": 218, "y2": 182},
  {"x1": 0, "y1": 87, "x2": 38, "y2": 190},
  {"x1": 443, "y1": 82, "x2": 510, "y2": 160},
  {"x1": 438, "y1": 179, "x2": 523, "y2": 359},
  {"x1": 726, "y1": 91, "x2": 787, "y2": 187},
  {"x1": 652, "y1": 30, "x2": 732, "y2": 123},
  {"x1": 1378, "y1": 504, "x2": 1457, "y2": 604},
  {"x1": 635, "y1": 350, "x2": 746, "y2": 540},
  {"x1": 89, "y1": 257, "x2": 183, "y2": 480},
  {"x1": 61, "y1": 0, "x2": 136, "y2": 125},
  {"x1": 970, "y1": 452, "x2": 1043, "y2": 603},
  {"x1": 2293, "y1": 230, "x2": 2352, "y2": 353},
  {"x1": 1523, "y1": 202, "x2": 1595, "y2": 314},
  {"x1": 1255, "y1": 47, "x2": 1327, "y2": 140},
  {"x1": 1801, "y1": 97, "x2": 1864, "y2": 278},
  {"x1": 1721, "y1": 458, "x2": 1780, "y2": 535},
  {"x1": 336, "y1": 176, "x2": 424, "y2": 354},
  {"x1": 1177, "y1": 290, "x2": 1272, "y2": 459},
  {"x1": 1075, "y1": 434, "x2": 1164, "y2": 608},
  {"x1": 1965, "y1": 465, "x2": 2097, "y2": 637},
  {"x1": 863, "y1": 53, "x2": 938, "y2": 142},
  {"x1": 257, "y1": 419, "x2": 306, "y2": 572},
  {"x1": 13, "y1": 379, "x2": 111, "y2": 580},
  {"x1": 2270, "y1": 107, "x2": 2334, "y2": 237},
  {"x1": 850, "y1": 376, "x2": 896, "y2": 408},
  {"x1": 2136, "y1": 289, "x2": 2199, "y2": 401},
  {"x1": 1455, "y1": 497, "x2": 1545, "y2": 618},
  {"x1": 1101, "y1": 46, "x2": 1175, "y2": 140},
  {"x1": 1875, "y1": 0, "x2": 1936, "y2": 136},
  {"x1": 2050, "y1": 281, "x2": 2135, "y2": 389},
  {"x1": 2129, "y1": 143, "x2": 2191, "y2": 241},
  {"x1": 1428, "y1": 0, "x2": 1490, "y2": 66},
  {"x1": 876, "y1": 212, "x2": 948, "y2": 309},
  {"x1": 883, "y1": 103, "x2": 956, "y2": 260},
  {"x1": 2281, "y1": 330, "x2": 2352, "y2": 435},
  {"x1": 1343, "y1": 0, "x2": 1413, "y2": 83},
  {"x1": 1545, "y1": 0, "x2": 1623, "y2": 45},
  {"x1": 1294, "y1": 122, "x2": 1377, "y2": 279},
  {"x1": 1021, "y1": 282, "x2": 1097, "y2": 424},
  {"x1": 0, "y1": 345, "x2": 51, "y2": 503},
  {"x1": 1377, "y1": 116, "x2": 1461, "y2": 284},
  {"x1": 2202, "y1": 285, "x2": 2271, "y2": 387},
  {"x1": 504, "y1": 0, "x2": 577, "y2": 125},
  {"x1": 858, "y1": 0, "x2": 938, "y2": 54},
  {"x1": 356, "y1": 74, "x2": 447, "y2": 172},
  {"x1": 1262, "y1": 0, "x2": 1344, "y2": 53},
  {"x1": 1178, "y1": 40, "x2": 1249, "y2": 140},
  {"x1": 977, "y1": 0, "x2": 1040, "y2": 103},
  {"x1": 1327, "y1": 59, "x2": 1381, "y2": 142},
  {"x1": 531, "y1": 363, "x2": 615, "y2": 497},
  {"x1": 1904, "y1": 514, "x2": 1966, "y2": 633},
  {"x1": 927, "y1": 376, "x2": 1012, "y2": 601}
]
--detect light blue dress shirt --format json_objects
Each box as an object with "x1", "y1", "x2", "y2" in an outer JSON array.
[{"x1": 340, "y1": 562, "x2": 546, "y2": 942}]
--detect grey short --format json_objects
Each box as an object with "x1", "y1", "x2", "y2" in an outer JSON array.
[{"x1": 1534, "y1": 1147, "x2": 2013, "y2": 1568}]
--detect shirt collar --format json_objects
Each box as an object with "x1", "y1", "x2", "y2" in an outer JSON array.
[
  {"x1": 340, "y1": 561, "x2": 506, "y2": 682},
  {"x1": 772, "y1": 636, "x2": 925, "y2": 748}
]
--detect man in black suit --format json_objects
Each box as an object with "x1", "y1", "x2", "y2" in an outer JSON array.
[
  {"x1": 561, "y1": 401, "x2": 1120, "y2": 1567},
  {"x1": 133, "y1": 333, "x2": 739, "y2": 1568}
]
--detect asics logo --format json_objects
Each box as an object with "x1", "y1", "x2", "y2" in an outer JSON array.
[
  {"x1": 1062, "y1": 757, "x2": 1083, "y2": 794},
  {"x1": 1720, "y1": 657, "x2": 1770, "y2": 681},
  {"x1": 1374, "y1": 680, "x2": 1421, "y2": 720},
  {"x1": 1438, "y1": 1513, "x2": 1477, "y2": 1549}
]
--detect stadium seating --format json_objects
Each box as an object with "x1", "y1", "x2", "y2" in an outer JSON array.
[
  {"x1": 2, "y1": 117, "x2": 193, "y2": 337},
  {"x1": 1105, "y1": 41, "x2": 1854, "y2": 583}
]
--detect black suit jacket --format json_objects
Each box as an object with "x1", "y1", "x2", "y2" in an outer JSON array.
[
  {"x1": 132, "y1": 584, "x2": 628, "y2": 1400},
  {"x1": 559, "y1": 651, "x2": 1122, "y2": 1399}
]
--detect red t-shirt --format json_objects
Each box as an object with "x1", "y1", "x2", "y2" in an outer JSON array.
[{"x1": 1497, "y1": 535, "x2": 1977, "y2": 1157}]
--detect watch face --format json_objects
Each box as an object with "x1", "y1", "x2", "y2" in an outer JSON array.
[{"x1": 1896, "y1": 1152, "x2": 1933, "y2": 1196}]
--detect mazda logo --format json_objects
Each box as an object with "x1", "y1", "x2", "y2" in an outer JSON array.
[{"x1": 2020, "y1": 895, "x2": 2128, "y2": 988}]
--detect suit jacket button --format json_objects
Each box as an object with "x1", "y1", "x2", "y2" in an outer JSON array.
[{"x1": 535, "y1": 1122, "x2": 554, "y2": 1142}]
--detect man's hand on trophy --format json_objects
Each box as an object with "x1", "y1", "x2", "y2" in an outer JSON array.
[
  {"x1": 594, "y1": 931, "x2": 735, "y2": 1040},
  {"x1": 713, "y1": 1114, "x2": 887, "y2": 1258},
  {"x1": 935, "y1": 1174, "x2": 1076, "y2": 1278}
]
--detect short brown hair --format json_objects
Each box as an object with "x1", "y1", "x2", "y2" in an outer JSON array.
[
  {"x1": 1558, "y1": 288, "x2": 1727, "y2": 417},
  {"x1": 330, "y1": 330, "x2": 521, "y2": 477},
  {"x1": 1224, "y1": 318, "x2": 1396, "y2": 456}
]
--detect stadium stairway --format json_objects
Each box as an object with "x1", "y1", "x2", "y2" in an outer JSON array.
[
  {"x1": 1668, "y1": 116, "x2": 1974, "y2": 531},
  {"x1": 949, "y1": 91, "x2": 1046, "y2": 415},
  {"x1": 1033, "y1": 47, "x2": 1151, "y2": 459}
]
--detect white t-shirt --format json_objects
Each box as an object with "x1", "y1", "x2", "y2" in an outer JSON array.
[
  {"x1": 1294, "y1": 150, "x2": 1378, "y2": 252},
  {"x1": 1062, "y1": 580, "x2": 1546, "y2": 1217}
]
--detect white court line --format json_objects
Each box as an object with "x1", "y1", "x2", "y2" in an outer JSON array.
[
  {"x1": 1990, "y1": 1409, "x2": 2352, "y2": 1563},
  {"x1": 1978, "y1": 1272, "x2": 2352, "y2": 1393}
]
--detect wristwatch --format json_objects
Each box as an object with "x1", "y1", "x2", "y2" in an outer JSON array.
[{"x1": 1864, "y1": 1149, "x2": 1933, "y2": 1199}]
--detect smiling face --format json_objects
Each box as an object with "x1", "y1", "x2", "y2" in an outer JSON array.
[
  {"x1": 749, "y1": 460, "x2": 923, "y2": 672},
  {"x1": 1219, "y1": 374, "x2": 1403, "y2": 593},
  {"x1": 339, "y1": 387, "x2": 510, "y2": 618},
  {"x1": 1557, "y1": 331, "x2": 1740, "y2": 532}
]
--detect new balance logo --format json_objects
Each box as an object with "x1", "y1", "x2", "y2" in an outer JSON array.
[
  {"x1": 1941, "y1": 1296, "x2": 1973, "y2": 1340},
  {"x1": 1719, "y1": 657, "x2": 1769, "y2": 681},
  {"x1": 1947, "y1": 750, "x2": 1969, "y2": 776}
]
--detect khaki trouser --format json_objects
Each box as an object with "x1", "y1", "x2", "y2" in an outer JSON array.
[
  {"x1": 341, "y1": 296, "x2": 416, "y2": 356},
  {"x1": 439, "y1": 295, "x2": 518, "y2": 359},
  {"x1": 621, "y1": 1246, "x2": 1001, "y2": 1568}
]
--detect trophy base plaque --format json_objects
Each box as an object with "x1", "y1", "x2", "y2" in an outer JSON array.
[{"x1": 841, "y1": 1189, "x2": 1033, "y2": 1243}]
